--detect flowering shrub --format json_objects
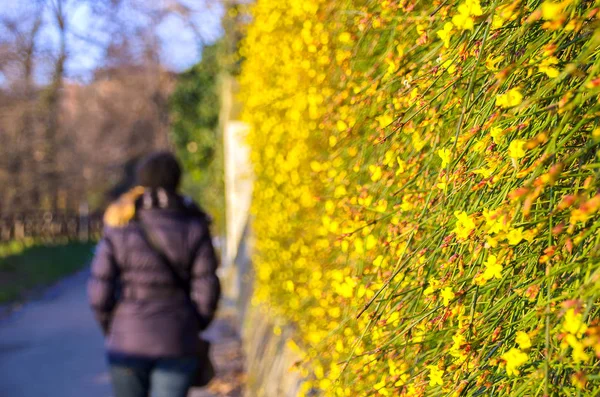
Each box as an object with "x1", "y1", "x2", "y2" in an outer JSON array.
[{"x1": 239, "y1": 0, "x2": 600, "y2": 396}]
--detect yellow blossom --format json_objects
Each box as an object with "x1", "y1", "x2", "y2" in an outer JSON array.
[
  {"x1": 336, "y1": 120, "x2": 348, "y2": 131},
  {"x1": 400, "y1": 195, "x2": 414, "y2": 211},
  {"x1": 450, "y1": 333, "x2": 467, "y2": 360},
  {"x1": 453, "y1": 211, "x2": 476, "y2": 239},
  {"x1": 452, "y1": 13, "x2": 474, "y2": 31},
  {"x1": 485, "y1": 55, "x2": 504, "y2": 71},
  {"x1": 396, "y1": 157, "x2": 406, "y2": 174},
  {"x1": 452, "y1": 0, "x2": 483, "y2": 31},
  {"x1": 490, "y1": 126, "x2": 505, "y2": 144},
  {"x1": 373, "y1": 255, "x2": 388, "y2": 268},
  {"x1": 541, "y1": 1, "x2": 565, "y2": 21},
  {"x1": 370, "y1": 165, "x2": 383, "y2": 182},
  {"x1": 563, "y1": 334, "x2": 590, "y2": 363},
  {"x1": 483, "y1": 254, "x2": 503, "y2": 280},
  {"x1": 561, "y1": 308, "x2": 588, "y2": 337},
  {"x1": 462, "y1": 0, "x2": 483, "y2": 16},
  {"x1": 506, "y1": 227, "x2": 524, "y2": 245},
  {"x1": 383, "y1": 150, "x2": 396, "y2": 167},
  {"x1": 473, "y1": 166, "x2": 495, "y2": 178},
  {"x1": 436, "y1": 22, "x2": 454, "y2": 48},
  {"x1": 492, "y1": 2, "x2": 520, "y2": 29},
  {"x1": 485, "y1": 235, "x2": 499, "y2": 248},
  {"x1": 377, "y1": 114, "x2": 394, "y2": 128},
  {"x1": 496, "y1": 88, "x2": 523, "y2": 108},
  {"x1": 438, "y1": 148, "x2": 452, "y2": 168},
  {"x1": 508, "y1": 140, "x2": 526, "y2": 159},
  {"x1": 441, "y1": 287, "x2": 455, "y2": 306},
  {"x1": 424, "y1": 278, "x2": 440, "y2": 296},
  {"x1": 539, "y1": 56, "x2": 560, "y2": 78},
  {"x1": 426, "y1": 365, "x2": 444, "y2": 386},
  {"x1": 374, "y1": 376, "x2": 389, "y2": 396},
  {"x1": 516, "y1": 331, "x2": 532, "y2": 350},
  {"x1": 442, "y1": 58, "x2": 456, "y2": 74},
  {"x1": 501, "y1": 348, "x2": 528, "y2": 376}
]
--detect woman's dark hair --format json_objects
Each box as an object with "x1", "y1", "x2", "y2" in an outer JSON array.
[{"x1": 136, "y1": 151, "x2": 182, "y2": 192}]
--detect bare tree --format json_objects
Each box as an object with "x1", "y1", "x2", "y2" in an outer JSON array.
[
  {"x1": 0, "y1": 2, "x2": 45, "y2": 211},
  {"x1": 0, "y1": 0, "x2": 220, "y2": 214}
]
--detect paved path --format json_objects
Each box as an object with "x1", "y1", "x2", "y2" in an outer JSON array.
[{"x1": 0, "y1": 269, "x2": 245, "y2": 397}]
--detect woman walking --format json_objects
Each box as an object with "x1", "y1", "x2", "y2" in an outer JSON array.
[{"x1": 88, "y1": 152, "x2": 220, "y2": 397}]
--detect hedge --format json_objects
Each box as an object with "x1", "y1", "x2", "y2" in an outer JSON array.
[{"x1": 239, "y1": 1, "x2": 600, "y2": 396}]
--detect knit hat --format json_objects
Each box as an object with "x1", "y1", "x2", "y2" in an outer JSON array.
[{"x1": 135, "y1": 151, "x2": 182, "y2": 192}]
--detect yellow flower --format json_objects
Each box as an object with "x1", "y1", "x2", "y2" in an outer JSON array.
[
  {"x1": 516, "y1": 331, "x2": 532, "y2": 350},
  {"x1": 452, "y1": 0, "x2": 483, "y2": 30},
  {"x1": 563, "y1": 334, "x2": 590, "y2": 363},
  {"x1": 370, "y1": 165, "x2": 383, "y2": 182},
  {"x1": 561, "y1": 308, "x2": 588, "y2": 337},
  {"x1": 366, "y1": 234, "x2": 377, "y2": 250},
  {"x1": 483, "y1": 208, "x2": 508, "y2": 234},
  {"x1": 506, "y1": 227, "x2": 524, "y2": 245},
  {"x1": 400, "y1": 196, "x2": 414, "y2": 211},
  {"x1": 473, "y1": 167, "x2": 494, "y2": 178},
  {"x1": 441, "y1": 287, "x2": 455, "y2": 306},
  {"x1": 492, "y1": 14, "x2": 505, "y2": 29},
  {"x1": 539, "y1": 56, "x2": 560, "y2": 78},
  {"x1": 334, "y1": 276, "x2": 356, "y2": 298},
  {"x1": 490, "y1": 126, "x2": 505, "y2": 144},
  {"x1": 338, "y1": 32, "x2": 352, "y2": 43},
  {"x1": 492, "y1": 2, "x2": 520, "y2": 29},
  {"x1": 541, "y1": 1, "x2": 565, "y2": 21},
  {"x1": 571, "y1": 343, "x2": 590, "y2": 363},
  {"x1": 483, "y1": 254, "x2": 503, "y2": 280},
  {"x1": 426, "y1": 365, "x2": 444, "y2": 386},
  {"x1": 374, "y1": 199, "x2": 388, "y2": 213},
  {"x1": 442, "y1": 58, "x2": 456, "y2": 74},
  {"x1": 496, "y1": 88, "x2": 523, "y2": 108},
  {"x1": 412, "y1": 132, "x2": 427, "y2": 151},
  {"x1": 336, "y1": 120, "x2": 348, "y2": 131},
  {"x1": 485, "y1": 235, "x2": 499, "y2": 248},
  {"x1": 438, "y1": 148, "x2": 452, "y2": 168},
  {"x1": 462, "y1": 0, "x2": 483, "y2": 16},
  {"x1": 450, "y1": 333, "x2": 467, "y2": 359},
  {"x1": 436, "y1": 22, "x2": 454, "y2": 48},
  {"x1": 383, "y1": 150, "x2": 396, "y2": 166},
  {"x1": 374, "y1": 376, "x2": 389, "y2": 396},
  {"x1": 373, "y1": 255, "x2": 388, "y2": 268},
  {"x1": 424, "y1": 278, "x2": 440, "y2": 296},
  {"x1": 523, "y1": 228, "x2": 538, "y2": 242},
  {"x1": 453, "y1": 211, "x2": 476, "y2": 239},
  {"x1": 377, "y1": 114, "x2": 393, "y2": 128},
  {"x1": 508, "y1": 140, "x2": 526, "y2": 159},
  {"x1": 485, "y1": 55, "x2": 504, "y2": 71},
  {"x1": 451, "y1": 333, "x2": 465, "y2": 351},
  {"x1": 452, "y1": 13, "x2": 474, "y2": 31},
  {"x1": 501, "y1": 348, "x2": 528, "y2": 376},
  {"x1": 396, "y1": 157, "x2": 406, "y2": 173}
]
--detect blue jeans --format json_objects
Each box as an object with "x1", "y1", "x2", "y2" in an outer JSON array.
[{"x1": 108, "y1": 356, "x2": 198, "y2": 397}]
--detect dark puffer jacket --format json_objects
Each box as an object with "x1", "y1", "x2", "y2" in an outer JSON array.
[{"x1": 88, "y1": 188, "x2": 220, "y2": 358}]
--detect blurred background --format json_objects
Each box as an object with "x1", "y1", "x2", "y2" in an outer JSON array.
[
  {"x1": 0, "y1": 0, "x2": 250, "y2": 311},
  {"x1": 0, "y1": 0, "x2": 245, "y2": 239},
  {"x1": 0, "y1": 2, "x2": 250, "y2": 396}
]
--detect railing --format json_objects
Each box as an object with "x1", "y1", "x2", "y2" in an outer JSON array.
[{"x1": 0, "y1": 211, "x2": 103, "y2": 243}]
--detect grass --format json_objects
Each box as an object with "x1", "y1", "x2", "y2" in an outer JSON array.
[{"x1": 0, "y1": 242, "x2": 96, "y2": 304}]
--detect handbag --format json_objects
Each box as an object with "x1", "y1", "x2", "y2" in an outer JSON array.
[{"x1": 137, "y1": 219, "x2": 216, "y2": 387}]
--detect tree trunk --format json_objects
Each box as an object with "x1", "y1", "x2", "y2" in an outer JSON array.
[{"x1": 41, "y1": 0, "x2": 68, "y2": 210}]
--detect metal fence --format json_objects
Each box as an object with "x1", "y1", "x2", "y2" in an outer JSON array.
[{"x1": 0, "y1": 210, "x2": 103, "y2": 243}]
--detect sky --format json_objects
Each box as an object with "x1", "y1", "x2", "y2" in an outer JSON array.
[{"x1": 0, "y1": 0, "x2": 224, "y2": 84}]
